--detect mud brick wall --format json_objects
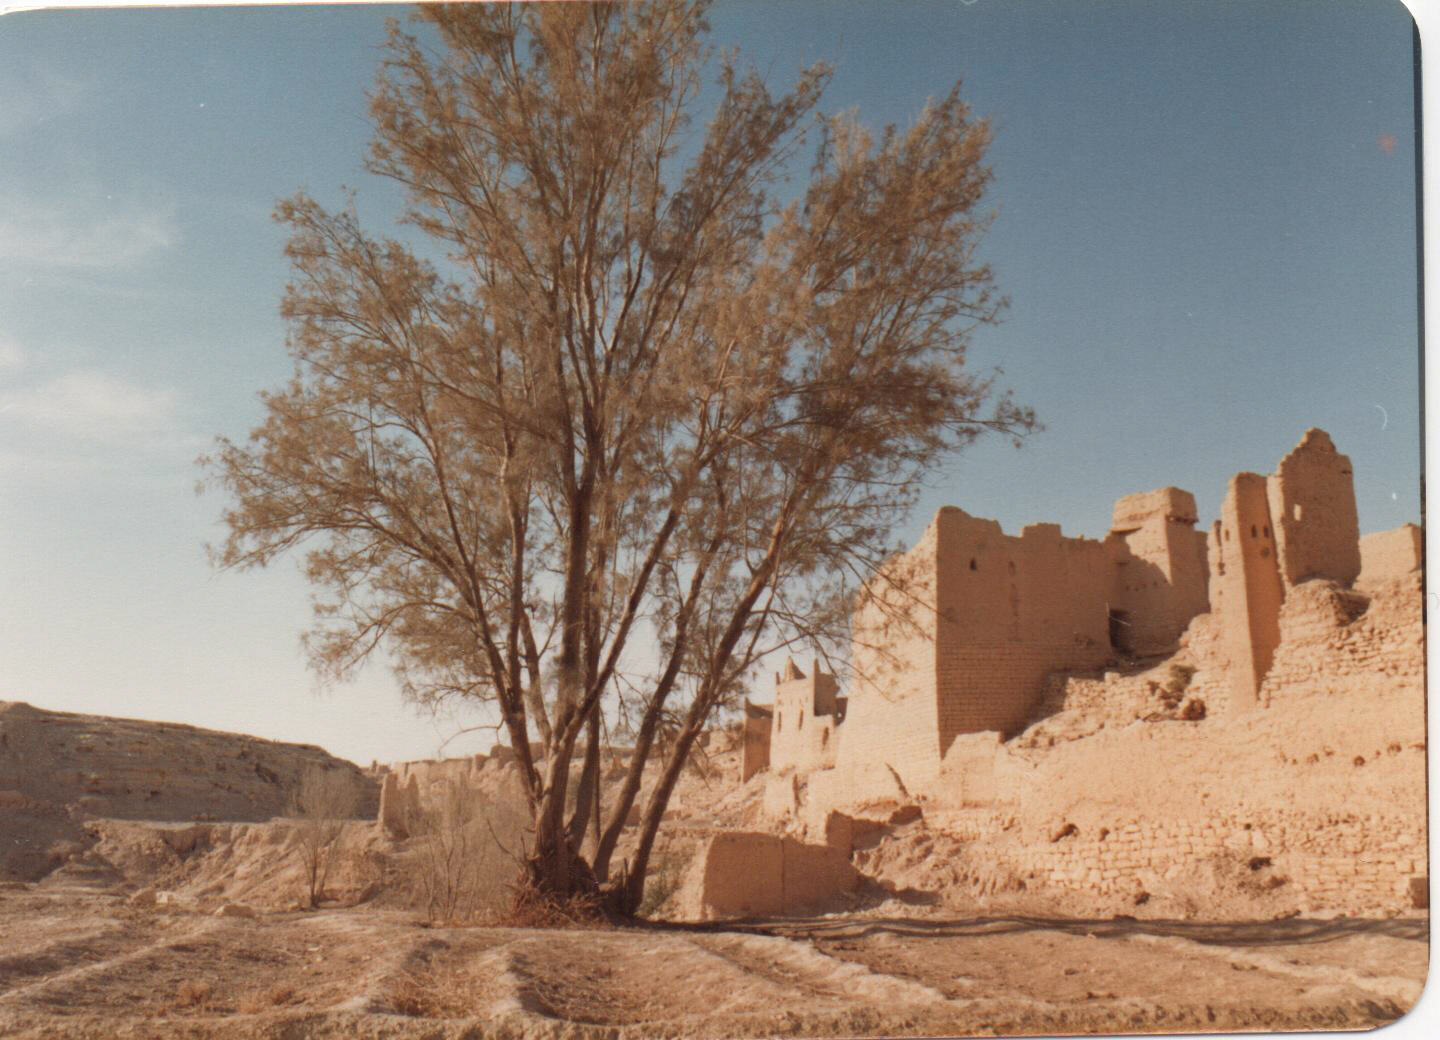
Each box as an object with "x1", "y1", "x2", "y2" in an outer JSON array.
[
  {"x1": 930, "y1": 509, "x2": 1111, "y2": 747},
  {"x1": 842, "y1": 520, "x2": 944, "y2": 791},
  {"x1": 1358, "y1": 525, "x2": 1422, "y2": 586},
  {"x1": 1105, "y1": 487, "x2": 1210, "y2": 654},
  {"x1": 830, "y1": 684, "x2": 940, "y2": 796},
  {"x1": 770, "y1": 662, "x2": 842, "y2": 775},
  {"x1": 935, "y1": 641, "x2": 1111, "y2": 744},
  {"x1": 679, "y1": 830, "x2": 859, "y2": 920},
  {"x1": 1266, "y1": 429, "x2": 1361, "y2": 589},
  {"x1": 1209, "y1": 472, "x2": 1286, "y2": 710},
  {"x1": 392, "y1": 756, "x2": 488, "y2": 790},
  {"x1": 741, "y1": 700, "x2": 772, "y2": 782},
  {"x1": 380, "y1": 751, "x2": 530, "y2": 834}
]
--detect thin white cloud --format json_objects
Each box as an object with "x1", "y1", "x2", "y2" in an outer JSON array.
[
  {"x1": 0, "y1": 195, "x2": 179, "y2": 270},
  {"x1": 0, "y1": 368, "x2": 179, "y2": 439},
  {"x1": 0, "y1": 65, "x2": 85, "y2": 139}
]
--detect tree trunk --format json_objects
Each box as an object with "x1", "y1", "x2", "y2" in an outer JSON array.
[
  {"x1": 620, "y1": 715, "x2": 705, "y2": 914},
  {"x1": 591, "y1": 678, "x2": 670, "y2": 881},
  {"x1": 566, "y1": 702, "x2": 601, "y2": 849}
]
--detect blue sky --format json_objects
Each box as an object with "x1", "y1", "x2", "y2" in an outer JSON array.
[{"x1": 0, "y1": 0, "x2": 1422, "y2": 765}]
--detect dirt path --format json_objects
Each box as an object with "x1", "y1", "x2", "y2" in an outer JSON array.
[{"x1": 0, "y1": 887, "x2": 1426, "y2": 1038}]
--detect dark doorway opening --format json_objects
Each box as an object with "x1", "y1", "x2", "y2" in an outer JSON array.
[{"x1": 1108, "y1": 608, "x2": 1133, "y2": 654}]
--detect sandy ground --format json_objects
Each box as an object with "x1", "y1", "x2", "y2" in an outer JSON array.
[{"x1": 0, "y1": 879, "x2": 1425, "y2": 1039}]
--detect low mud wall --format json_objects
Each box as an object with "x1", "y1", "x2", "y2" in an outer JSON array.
[{"x1": 678, "y1": 831, "x2": 859, "y2": 920}]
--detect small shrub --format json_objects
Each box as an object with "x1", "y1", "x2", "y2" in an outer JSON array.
[
  {"x1": 389, "y1": 971, "x2": 436, "y2": 1017},
  {"x1": 174, "y1": 979, "x2": 213, "y2": 1009},
  {"x1": 236, "y1": 983, "x2": 296, "y2": 1014},
  {"x1": 409, "y1": 780, "x2": 529, "y2": 924},
  {"x1": 1164, "y1": 663, "x2": 1197, "y2": 695},
  {"x1": 389, "y1": 965, "x2": 479, "y2": 1018},
  {"x1": 292, "y1": 765, "x2": 361, "y2": 908},
  {"x1": 637, "y1": 857, "x2": 681, "y2": 918}
]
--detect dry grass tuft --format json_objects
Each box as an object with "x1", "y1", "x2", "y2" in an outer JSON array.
[
  {"x1": 236, "y1": 983, "x2": 297, "y2": 1014},
  {"x1": 389, "y1": 966, "x2": 477, "y2": 1018},
  {"x1": 173, "y1": 979, "x2": 213, "y2": 1009}
]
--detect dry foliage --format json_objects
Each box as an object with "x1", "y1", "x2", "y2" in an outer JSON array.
[
  {"x1": 409, "y1": 779, "x2": 527, "y2": 923},
  {"x1": 389, "y1": 966, "x2": 476, "y2": 1019},
  {"x1": 636, "y1": 855, "x2": 683, "y2": 918},
  {"x1": 207, "y1": 0, "x2": 1032, "y2": 911},
  {"x1": 292, "y1": 765, "x2": 361, "y2": 908},
  {"x1": 237, "y1": 983, "x2": 297, "y2": 1014},
  {"x1": 173, "y1": 979, "x2": 213, "y2": 1010},
  {"x1": 499, "y1": 880, "x2": 609, "y2": 930}
]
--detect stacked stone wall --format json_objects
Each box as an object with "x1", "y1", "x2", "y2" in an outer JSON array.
[
  {"x1": 1258, "y1": 574, "x2": 1423, "y2": 705},
  {"x1": 1003, "y1": 810, "x2": 1425, "y2": 914},
  {"x1": 952, "y1": 573, "x2": 1425, "y2": 916}
]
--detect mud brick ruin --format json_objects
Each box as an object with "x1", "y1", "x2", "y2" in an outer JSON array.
[{"x1": 746, "y1": 429, "x2": 1427, "y2": 915}]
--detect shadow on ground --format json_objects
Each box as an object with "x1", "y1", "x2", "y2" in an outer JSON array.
[{"x1": 670, "y1": 913, "x2": 1427, "y2": 948}]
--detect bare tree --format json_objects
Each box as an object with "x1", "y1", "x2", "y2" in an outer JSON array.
[
  {"x1": 206, "y1": 0, "x2": 1031, "y2": 913},
  {"x1": 292, "y1": 766, "x2": 361, "y2": 908},
  {"x1": 409, "y1": 779, "x2": 524, "y2": 923}
]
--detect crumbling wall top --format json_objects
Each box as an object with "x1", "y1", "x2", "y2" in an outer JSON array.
[
  {"x1": 1111, "y1": 487, "x2": 1199, "y2": 530},
  {"x1": 1266, "y1": 427, "x2": 1360, "y2": 588}
]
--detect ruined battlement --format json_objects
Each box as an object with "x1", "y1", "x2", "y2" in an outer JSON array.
[
  {"x1": 752, "y1": 428, "x2": 1414, "y2": 806},
  {"x1": 769, "y1": 659, "x2": 844, "y2": 775}
]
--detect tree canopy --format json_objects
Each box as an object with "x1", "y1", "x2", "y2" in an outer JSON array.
[{"x1": 206, "y1": 0, "x2": 1031, "y2": 912}]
